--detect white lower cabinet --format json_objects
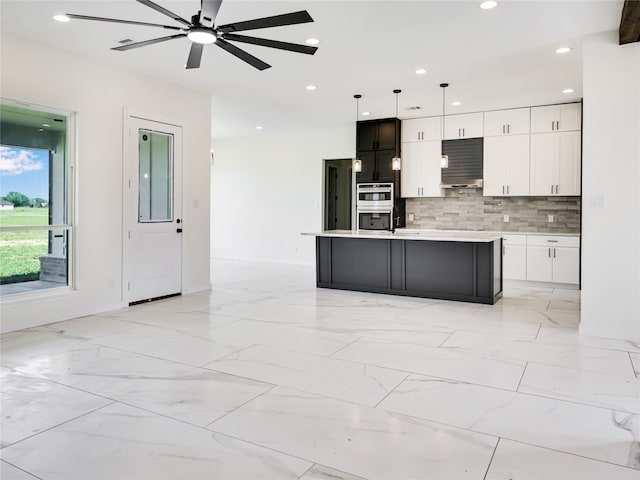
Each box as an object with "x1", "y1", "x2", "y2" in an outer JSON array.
[
  {"x1": 525, "y1": 235, "x2": 580, "y2": 284},
  {"x1": 502, "y1": 235, "x2": 527, "y2": 280}
]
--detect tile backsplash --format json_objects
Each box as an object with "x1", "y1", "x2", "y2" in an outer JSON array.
[{"x1": 406, "y1": 189, "x2": 581, "y2": 233}]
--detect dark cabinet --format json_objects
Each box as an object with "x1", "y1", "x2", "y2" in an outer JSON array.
[
  {"x1": 355, "y1": 117, "x2": 404, "y2": 228},
  {"x1": 357, "y1": 118, "x2": 400, "y2": 151},
  {"x1": 356, "y1": 118, "x2": 400, "y2": 183},
  {"x1": 356, "y1": 149, "x2": 396, "y2": 183}
]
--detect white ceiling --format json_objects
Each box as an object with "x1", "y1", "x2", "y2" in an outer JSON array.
[{"x1": 0, "y1": 0, "x2": 623, "y2": 139}]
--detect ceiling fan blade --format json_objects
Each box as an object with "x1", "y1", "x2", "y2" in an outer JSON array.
[
  {"x1": 111, "y1": 33, "x2": 187, "y2": 51},
  {"x1": 223, "y1": 33, "x2": 317, "y2": 55},
  {"x1": 135, "y1": 0, "x2": 192, "y2": 27},
  {"x1": 65, "y1": 13, "x2": 183, "y2": 31},
  {"x1": 199, "y1": 0, "x2": 223, "y2": 28},
  {"x1": 215, "y1": 38, "x2": 271, "y2": 70},
  {"x1": 217, "y1": 10, "x2": 313, "y2": 33},
  {"x1": 186, "y1": 43, "x2": 204, "y2": 69}
]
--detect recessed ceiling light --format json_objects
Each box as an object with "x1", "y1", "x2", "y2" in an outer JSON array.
[
  {"x1": 479, "y1": 1, "x2": 498, "y2": 10},
  {"x1": 306, "y1": 85, "x2": 317, "y2": 90},
  {"x1": 415, "y1": 68, "x2": 427, "y2": 75},
  {"x1": 305, "y1": 38, "x2": 320, "y2": 45},
  {"x1": 562, "y1": 88, "x2": 574, "y2": 94},
  {"x1": 555, "y1": 46, "x2": 572, "y2": 54},
  {"x1": 38, "y1": 128, "x2": 44, "y2": 132},
  {"x1": 451, "y1": 101, "x2": 461, "y2": 106},
  {"x1": 256, "y1": 126, "x2": 263, "y2": 130},
  {"x1": 42, "y1": 123, "x2": 50, "y2": 127},
  {"x1": 53, "y1": 14, "x2": 70, "y2": 22},
  {"x1": 362, "y1": 111, "x2": 371, "y2": 116}
]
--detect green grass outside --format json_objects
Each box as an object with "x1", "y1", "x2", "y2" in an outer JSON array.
[{"x1": 0, "y1": 207, "x2": 50, "y2": 283}]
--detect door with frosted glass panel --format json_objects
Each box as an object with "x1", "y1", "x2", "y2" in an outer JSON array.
[{"x1": 125, "y1": 116, "x2": 182, "y2": 303}]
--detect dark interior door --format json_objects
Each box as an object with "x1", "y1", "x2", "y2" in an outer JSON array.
[{"x1": 326, "y1": 165, "x2": 337, "y2": 230}]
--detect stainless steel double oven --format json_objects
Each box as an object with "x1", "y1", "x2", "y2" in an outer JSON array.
[{"x1": 356, "y1": 183, "x2": 394, "y2": 231}]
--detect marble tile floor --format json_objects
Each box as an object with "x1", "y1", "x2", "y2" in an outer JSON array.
[{"x1": 1, "y1": 259, "x2": 639, "y2": 480}]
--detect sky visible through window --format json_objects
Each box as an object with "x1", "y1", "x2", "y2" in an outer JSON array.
[{"x1": 0, "y1": 146, "x2": 49, "y2": 199}]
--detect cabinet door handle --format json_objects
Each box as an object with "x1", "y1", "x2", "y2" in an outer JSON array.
[
  {"x1": 553, "y1": 248, "x2": 556, "y2": 258},
  {"x1": 551, "y1": 185, "x2": 554, "y2": 194},
  {"x1": 502, "y1": 186, "x2": 505, "y2": 194},
  {"x1": 503, "y1": 125, "x2": 505, "y2": 134},
  {"x1": 503, "y1": 246, "x2": 506, "y2": 255},
  {"x1": 556, "y1": 121, "x2": 559, "y2": 130},
  {"x1": 556, "y1": 185, "x2": 559, "y2": 194},
  {"x1": 507, "y1": 124, "x2": 510, "y2": 134},
  {"x1": 507, "y1": 185, "x2": 510, "y2": 194},
  {"x1": 462, "y1": 128, "x2": 465, "y2": 137},
  {"x1": 551, "y1": 121, "x2": 555, "y2": 131},
  {"x1": 548, "y1": 248, "x2": 551, "y2": 258}
]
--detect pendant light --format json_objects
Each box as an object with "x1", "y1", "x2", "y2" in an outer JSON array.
[
  {"x1": 353, "y1": 94, "x2": 362, "y2": 173},
  {"x1": 391, "y1": 89, "x2": 402, "y2": 171},
  {"x1": 440, "y1": 83, "x2": 449, "y2": 168}
]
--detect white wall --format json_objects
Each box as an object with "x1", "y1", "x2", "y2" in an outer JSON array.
[
  {"x1": 211, "y1": 126, "x2": 353, "y2": 265},
  {"x1": 581, "y1": 31, "x2": 640, "y2": 342},
  {"x1": 1, "y1": 34, "x2": 211, "y2": 333}
]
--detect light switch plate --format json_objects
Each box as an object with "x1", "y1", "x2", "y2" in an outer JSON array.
[
  {"x1": 408, "y1": 213, "x2": 415, "y2": 222},
  {"x1": 548, "y1": 214, "x2": 554, "y2": 222},
  {"x1": 503, "y1": 214, "x2": 509, "y2": 222}
]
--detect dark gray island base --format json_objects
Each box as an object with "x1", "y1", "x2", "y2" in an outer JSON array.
[{"x1": 315, "y1": 234, "x2": 503, "y2": 305}]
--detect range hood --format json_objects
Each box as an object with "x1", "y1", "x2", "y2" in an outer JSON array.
[{"x1": 440, "y1": 138, "x2": 484, "y2": 188}]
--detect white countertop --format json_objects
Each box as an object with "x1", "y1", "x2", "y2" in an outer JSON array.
[
  {"x1": 302, "y1": 230, "x2": 503, "y2": 243},
  {"x1": 302, "y1": 229, "x2": 580, "y2": 242}
]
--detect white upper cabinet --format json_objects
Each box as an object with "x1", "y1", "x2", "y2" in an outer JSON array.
[
  {"x1": 530, "y1": 131, "x2": 581, "y2": 196},
  {"x1": 484, "y1": 108, "x2": 530, "y2": 136},
  {"x1": 483, "y1": 135, "x2": 530, "y2": 196},
  {"x1": 530, "y1": 103, "x2": 581, "y2": 133},
  {"x1": 402, "y1": 117, "x2": 442, "y2": 143},
  {"x1": 401, "y1": 141, "x2": 444, "y2": 198},
  {"x1": 443, "y1": 112, "x2": 484, "y2": 139}
]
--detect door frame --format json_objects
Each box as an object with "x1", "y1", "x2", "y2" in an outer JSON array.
[
  {"x1": 321, "y1": 158, "x2": 355, "y2": 231},
  {"x1": 122, "y1": 109, "x2": 184, "y2": 303}
]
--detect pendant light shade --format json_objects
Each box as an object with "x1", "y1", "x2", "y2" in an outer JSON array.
[
  {"x1": 353, "y1": 94, "x2": 362, "y2": 172},
  {"x1": 392, "y1": 89, "x2": 402, "y2": 170},
  {"x1": 440, "y1": 83, "x2": 449, "y2": 169}
]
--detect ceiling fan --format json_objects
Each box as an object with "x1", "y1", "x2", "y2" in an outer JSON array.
[{"x1": 65, "y1": 0, "x2": 318, "y2": 70}]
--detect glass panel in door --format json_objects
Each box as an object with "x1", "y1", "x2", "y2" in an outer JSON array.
[{"x1": 138, "y1": 129, "x2": 173, "y2": 222}]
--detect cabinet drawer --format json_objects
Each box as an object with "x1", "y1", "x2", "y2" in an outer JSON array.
[
  {"x1": 527, "y1": 235, "x2": 580, "y2": 248},
  {"x1": 502, "y1": 234, "x2": 527, "y2": 246}
]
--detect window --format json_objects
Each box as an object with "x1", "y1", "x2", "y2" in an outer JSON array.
[{"x1": 0, "y1": 99, "x2": 74, "y2": 295}]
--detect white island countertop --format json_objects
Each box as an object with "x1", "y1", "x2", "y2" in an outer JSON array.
[{"x1": 301, "y1": 229, "x2": 503, "y2": 243}]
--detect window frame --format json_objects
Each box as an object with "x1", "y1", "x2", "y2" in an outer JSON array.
[{"x1": 0, "y1": 97, "x2": 76, "y2": 296}]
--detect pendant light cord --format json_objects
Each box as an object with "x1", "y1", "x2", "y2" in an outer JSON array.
[{"x1": 440, "y1": 83, "x2": 448, "y2": 131}]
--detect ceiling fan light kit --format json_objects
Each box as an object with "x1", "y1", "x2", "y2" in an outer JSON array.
[
  {"x1": 64, "y1": 0, "x2": 318, "y2": 70},
  {"x1": 187, "y1": 27, "x2": 217, "y2": 44}
]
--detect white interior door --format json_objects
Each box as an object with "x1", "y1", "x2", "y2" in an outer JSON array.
[{"x1": 124, "y1": 116, "x2": 182, "y2": 303}]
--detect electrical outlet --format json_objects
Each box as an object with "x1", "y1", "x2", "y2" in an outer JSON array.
[
  {"x1": 503, "y1": 214, "x2": 509, "y2": 222},
  {"x1": 548, "y1": 214, "x2": 554, "y2": 223},
  {"x1": 408, "y1": 213, "x2": 415, "y2": 222}
]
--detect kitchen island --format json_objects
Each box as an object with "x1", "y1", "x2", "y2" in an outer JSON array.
[{"x1": 304, "y1": 230, "x2": 503, "y2": 305}]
